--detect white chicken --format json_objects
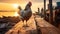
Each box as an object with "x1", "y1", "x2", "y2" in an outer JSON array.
[{"x1": 18, "y1": 2, "x2": 32, "y2": 27}]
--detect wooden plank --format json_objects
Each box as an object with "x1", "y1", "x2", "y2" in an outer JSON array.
[
  {"x1": 40, "y1": 27, "x2": 60, "y2": 34},
  {"x1": 5, "y1": 15, "x2": 37, "y2": 34},
  {"x1": 35, "y1": 15, "x2": 60, "y2": 34}
]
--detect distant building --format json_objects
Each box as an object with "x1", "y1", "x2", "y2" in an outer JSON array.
[{"x1": 57, "y1": 2, "x2": 60, "y2": 7}]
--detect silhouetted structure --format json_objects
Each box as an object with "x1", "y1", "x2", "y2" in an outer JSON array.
[
  {"x1": 38, "y1": 8, "x2": 40, "y2": 15},
  {"x1": 54, "y1": 6, "x2": 60, "y2": 27},
  {"x1": 44, "y1": 0, "x2": 46, "y2": 19},
  {"x1": 57, "y1": 2, "x2": 60, "y2": 7},
  {"x1": 49, "y1": 0, "x2": 53, "y2": 24},
  {"x1": 41, "y1": 8, "x2": 44, "y2": 17}
]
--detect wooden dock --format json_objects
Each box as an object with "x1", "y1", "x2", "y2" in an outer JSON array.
[
  {"x1": 5, "y1": 15, "x2": 60, "y2": 34},
  {"x1": 5, "y1": 15, "x2": 37, "y2": 34},
  {"x1": 35, "y1": 15, "x2": 60, "y2": 34}
]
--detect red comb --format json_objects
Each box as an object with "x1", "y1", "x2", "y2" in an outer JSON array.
[{"x1": 28, "y1": 1, "x2": 32, "y2": 6}]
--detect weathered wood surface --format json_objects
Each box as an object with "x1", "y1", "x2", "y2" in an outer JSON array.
[
  {"x1": 5, "y1": 15, "x2": 37, "y2": 34},
  {"x1": 35, "y1": 15, "x2": 60, "y2": 34},
  {"x1": 5, "y1": 15, "x2": 60, "y2": 34}
]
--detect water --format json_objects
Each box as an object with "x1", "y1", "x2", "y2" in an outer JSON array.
[{"x1": 0, "y1": 12, "x2": 16, "y2": 17}]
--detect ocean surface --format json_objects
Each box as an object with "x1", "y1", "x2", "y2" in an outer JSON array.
[{"x1": 0, "y1": 12, "x2": 17, "y2": 17}]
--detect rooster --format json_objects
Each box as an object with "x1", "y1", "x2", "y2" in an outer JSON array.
[{"x1": 18, "y1": 2, "x2": 32, "y2": 27}]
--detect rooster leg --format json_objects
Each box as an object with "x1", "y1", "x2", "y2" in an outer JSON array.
[
  {"x1": 22, "y1": 20, "x2": 25, "y2": 27},
  {"x1": 23, "y1": 21, "x2": 24, "y2": 26},
  {"x1": 25, "y1": 20, "x2": 29, "y2": 27},
  {"x1": 23, "y1": 20, "x2": 29, "y2": 27}
]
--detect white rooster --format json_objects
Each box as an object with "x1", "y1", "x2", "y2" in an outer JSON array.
[{"x1": 18, "y1": 2, "x2": 32, "y2": 27}]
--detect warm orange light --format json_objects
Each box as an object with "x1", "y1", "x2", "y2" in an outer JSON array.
[
  {"x1": 14, "y1": 12, "x2": 19, "y2": 16},
  {"x1": 13, "y1": 4, "x2": 19, "y2": 8}
]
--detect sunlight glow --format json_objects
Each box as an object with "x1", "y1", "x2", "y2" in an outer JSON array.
[{"x1": 13, "y1": 4, "x2": 19, "y2": 8}]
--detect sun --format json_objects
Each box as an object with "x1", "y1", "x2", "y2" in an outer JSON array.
[{"x1": 13, "y1": 4, "x2": 19, "y2": 8}]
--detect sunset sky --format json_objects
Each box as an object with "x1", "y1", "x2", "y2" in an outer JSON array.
[
  {"x1": 0, "y1": 0, "x2": 59, "y2": 11},
  {"x1": 0, "y1": 0, "x2": 60, "y2": 17}
]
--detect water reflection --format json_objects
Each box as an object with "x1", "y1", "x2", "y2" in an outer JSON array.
[{"x1": 0, "y1": 12, "x2": 18, "y2": 17}]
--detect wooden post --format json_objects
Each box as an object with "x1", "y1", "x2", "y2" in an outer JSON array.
[
  {"x1": 49, "y1": 0, "x2": 53, "y2": 24},
  {"x1": 38, "y1": 8, "x2": 40, "y2": 15},
  {"x1": 44, "y1": 0, "x2": 46, "y2": 19}
]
